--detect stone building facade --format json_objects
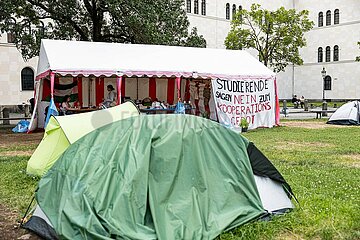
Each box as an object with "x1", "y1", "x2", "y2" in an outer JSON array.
[
  {"x1": 0, "y1": 0, "x2": 359, "y2": 106},
  {"x1": 186, "y1": 0, "x2": 360, "y2": 100},
  {"x1": 0, "y1": 34, "x2": 37, "y2": 106}
]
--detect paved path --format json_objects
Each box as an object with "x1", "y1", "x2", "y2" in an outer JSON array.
[
  {"x1": 2, "y1": 109, "x2": 337, "y2": 125},
  {"x1": 280, "y1": 107, "x2": 336, "y2": 120}
]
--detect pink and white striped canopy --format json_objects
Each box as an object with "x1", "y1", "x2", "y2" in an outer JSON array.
[{"x1": 36, "y1": 39, "x2": 275, "y2": 80}]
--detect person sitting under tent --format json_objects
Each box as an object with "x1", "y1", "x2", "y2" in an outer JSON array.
[
  {"x1": 60, "y1": 95, "x2": 75, "y2": 115},
  {"x1": 151, "y1": 98, "x2": 166, "y2": 109},
  {"x1": 142, "y1": 97, "x2": 152, "y2": 107},
  {"x1": 101, "y1": 84, "x2": 117, "y2": 108}
]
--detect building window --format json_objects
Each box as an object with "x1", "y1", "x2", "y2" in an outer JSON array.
[
  {"x1": 324, "y1": 76, "x2": 332, "y2": 90},
  {"x1": 21, "y1": 67, "x2": 34, "y2": 91},
  {"x1": 6, "y1": 17, "x2": 16, "y2": 43},
  {"x1": 194, "y1": 0, "x2": 199, "y2": 14},
  {"x1": 232, "y1": 4, "x2": 237, "y2": 19},
  {"x1": 334, "y1": 9, "x2": 339, "y2": 24},
  {"x1": 238, "y1": 5, "x2": 243, "y2": 21},
  {"x1": 201, "y1": 0, "x2": 206, "y2": 15},
  {"x1": 7, "y1": 32, "x2": 15, "y2": 43},
  {"x1": 333, "y1": 45, "x2": 339, "y2": 61},
  {"x1": 37, "y1": 20, "x2": 45, "y2": 36},
  {"x1": 318, "y1": 47, "x2": 323, "y2": 62},
  {"x1": 226, "y1": 3, "x2": 230, "y2": 20},
  {"x1": 318, "y1": 12, "x2": 323, "y2": 27},
  {"x1": 325, "y1": 46, "x2": 331, "y2": 62},
  {"x1": 326, "y1": 10, "x2": 331, "y2": 26},
  {"x1": 186, "y1": 0, "x2": 191, "y2": 13}
]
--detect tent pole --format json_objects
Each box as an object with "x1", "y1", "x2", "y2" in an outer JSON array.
[
  {"x1": 77, "y1": 77, "x2": 83, "y2": 107},
  {"x1": 176, "y1": 77, "x2": 181, "y2": 100},
  {"x1": 274, "y1": 77, "x2": 280, "y2": 126},
  {"x1": 117, "y1": 76, "x2": 123, "y2": 105},
  {"x1": 20, "y1": 195, "x2": 35, "y2": 226},
  {"x1": 50, "y1": 72, "x2": 55, "y2": 99},
  {"x1": 136, "y1": 77, "x2": 139, "y2": 100}
]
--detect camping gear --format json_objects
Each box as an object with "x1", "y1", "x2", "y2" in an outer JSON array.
[
  {"x1": 26, "y1": 102, "x2": 139, "y2": 176},
  {"x1": 327, "y1": 101, "x2": 360, "y2": 125},
  {"x1": 29, "y1": 39, "x2": 279, "y2": 131},
  {"x1": 44, "y1": 98, "x2": 58, "y2": 127},
  {"x1": 23, "y1": 114, "x2": 294, "y2": 239},
  {"x1": 174, "y1": 101, "x2": 185, "y2": 114},
  {"x1": 12, "y1": 120, "x2": 30, "y2": 133}
]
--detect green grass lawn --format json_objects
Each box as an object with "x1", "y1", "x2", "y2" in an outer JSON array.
[
  {"x1": 0, "y1": 156, "x2": 38, "y2": 211},
  {"x1": 219, "y1": 123, "x2": 360, "y2": 240},
  {"x1": 0, "y1": 122, "x2": 359, "y2": 239}
]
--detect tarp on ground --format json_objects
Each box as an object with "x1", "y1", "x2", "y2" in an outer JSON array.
[
  {"x1": 36, "y1": 114, "x2": 267, "y2": 239},
  {"x1": 27, "y1": 102, "x2": 139, "y2": 176}
]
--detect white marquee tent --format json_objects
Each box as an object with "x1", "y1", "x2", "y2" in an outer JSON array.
[
  {"x1": 29, "y1": 39, "x2": 279, "y2": 131},
  {"x1": 36, "y1": 39, "x2": 275, "y2": 79}
]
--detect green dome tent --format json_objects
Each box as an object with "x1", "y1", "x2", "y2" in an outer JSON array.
[{"x1": 24, "y1": 115, "x2": 294, "y2": 239}]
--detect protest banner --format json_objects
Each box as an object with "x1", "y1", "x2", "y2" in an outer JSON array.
[{"x1": 212, "y1": 77, "x2": 278, "y2": 131}]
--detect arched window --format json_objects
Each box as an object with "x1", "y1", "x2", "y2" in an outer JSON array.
[
  {"x1": 318, "y1": 12, "x2": 323, "y2": 27},
  {"x1": 333, "y1": 45, "x2": 339, "y2": 61},
  {"x1": 326, "y1": 10, "x2": 331, "y2": 26},
  {"x1": 194, "y1": 0, "x2": 199, "y2": 14},
  {"x1": 186, "y1": 0, "x2": 191, "y2": 13},
  {"x1": 226, "y1": 3, "x2": 230, "y2": 20},
  {"x1": 318, "y1": 47, "x2": 323, "y2": 62},
  {"x1": 324, "y1": 76, "x2": 332, "y2": 90},
  {"x1": 238, "y1": 5, "x2": 243, "y2": 21},
  {"x1": 201, "y1": 0, "x2": 206, "y2": 15},
  {"x1": 21, "y1": 67, "x2": 34, "y2": 91},
  {"x1": 6, "y1": 17, "x2": 16, "y2": 43},
  {"x1": 325, "y1": 46, "x2": 331, "y2": 62},
  {"x1": 232, "y1": 4, "x2": 236, "y2": 19},
  {"x1": 334, "y1": 9, "x2": 339, "y2": 24},
  {"x1": 7, "y1": 32, "x2": 15, "y2": 43},
  {"x1": 37, "y1": 20, "x2": 45, "y2": 37}
]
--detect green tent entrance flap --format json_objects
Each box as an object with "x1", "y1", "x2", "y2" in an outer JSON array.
[
  {"x1": 26, "y1": 115, "x2": 294, "y2": 239},
  {"x1": 26, "y1": 102, "x2": 140, "y2": 176}
]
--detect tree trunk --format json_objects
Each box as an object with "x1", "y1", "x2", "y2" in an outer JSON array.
[{"x1": 93, "y1": 20, "x2": 102, "y2": 41}]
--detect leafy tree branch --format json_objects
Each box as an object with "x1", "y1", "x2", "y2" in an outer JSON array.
[
  {"x1": 225, "y1": 4, "x2": 313, "y2": 73},
  {"x1": 0, "y1": 0, "x2": 206, "y2": 60}
]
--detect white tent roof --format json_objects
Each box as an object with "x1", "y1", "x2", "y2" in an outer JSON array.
[
  {"x1": 328, "y1": 101, "x2": 360, "y2": 124},
  {"x1": 37, "y1": 39, "x2": 275, "y2": 80}
]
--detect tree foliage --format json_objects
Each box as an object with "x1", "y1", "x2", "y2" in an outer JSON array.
[
  {"x1": 356, "y1": 42, "x2": 360, "y2": 62},
  {"x1": 225, "y1": 4, "x2": 313, "y2": 73},
  {"x1": 0, "y1": 0, "x2": 206, "y2": 60}
]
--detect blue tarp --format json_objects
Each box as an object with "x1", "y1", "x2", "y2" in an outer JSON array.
[{"x1": 12, "y1": 120, "x2": 30, "y2": 133}]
